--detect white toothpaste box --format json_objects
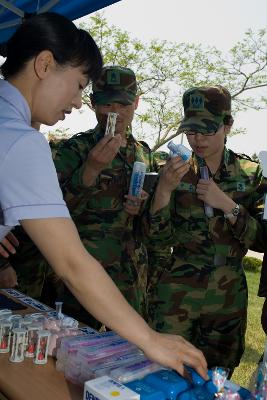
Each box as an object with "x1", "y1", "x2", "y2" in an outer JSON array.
[{"x1": 83, "y1": 376, "x2": 140, "y2": 400}]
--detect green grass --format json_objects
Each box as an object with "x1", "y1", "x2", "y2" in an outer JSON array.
[{"x1": 231, "y1": 270, "x2": 265, "y2": 390}]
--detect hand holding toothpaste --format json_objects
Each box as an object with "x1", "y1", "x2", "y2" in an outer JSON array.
[
  {"x1": 83, "y1": 135, "x2": 122, "y2": 187},
  {"x1": 150, "y1": 142, "x2": 191, "y2": 214}
]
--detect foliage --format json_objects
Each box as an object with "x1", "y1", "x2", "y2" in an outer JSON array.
[
  {"x1": 251, "y1": 152, "x2": 259, "y2": 162},
  {"x1": 232, "y1": 271, "x2": 265, "y2": 389},
  {"x1": 77, "y1": 14, "x2": 267, "y2": 150},
  {"x1": 243, "y1": 256, "x2": 262, "y2": 273},
  {"x1": 47, "y1": 128, "x2": 72, "y2": 143}
]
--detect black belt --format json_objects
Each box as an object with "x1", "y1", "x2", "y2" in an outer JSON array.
[
  {"x1": 211, "y1": 254, "x2": 242, "y2": 267},
  {"x1": 173, "y1": 249, "x2": 242, "y2": 267}
]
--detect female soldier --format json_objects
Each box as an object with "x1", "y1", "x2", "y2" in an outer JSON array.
[{"x1": 147, "y1": 85, "x2": 265, "y2": 375}]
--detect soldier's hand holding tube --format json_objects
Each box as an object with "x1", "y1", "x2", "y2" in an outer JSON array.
[
  {"x1": 124, "y1": 190, "x2": 149, "y2": 215},
  {"x1": 196, "y1": 179, "x2": 236, "y2": 213},
  {"x1": 151, "y1": 156, "x2": 190, "y2": 214},
  {"x1": 158, "y1": 156, "x2": 190, "y2": 193},
  {"x1": 83, "y1": 133, "x2": 122, "y2": 186}
]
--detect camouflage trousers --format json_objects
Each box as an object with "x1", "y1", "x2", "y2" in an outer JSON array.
[
  {"x1": 12, "y1": 236, "x2": 148, "y2": 330},
  {"x1": 57, "y1": 239, "x2": 148, "y2": 330},
  {"x1": 147, "y1": 258, "x2": 248, "y2": 370}
]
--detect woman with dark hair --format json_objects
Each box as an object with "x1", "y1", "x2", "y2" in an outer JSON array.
[
  {"x1": 146, "y1": 85, "x2": 265, "y2": 376},
  {"x1": 0, "y1": 12, "x2": 207, "y2": 378}
]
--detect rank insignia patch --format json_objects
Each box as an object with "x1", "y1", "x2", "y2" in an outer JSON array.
[
  {"x1": 107, "y1": 70, "x2": 120, "y2": 85},
  {"x1": 189, "y1": 94, "x2": 205, "y2": 110}
]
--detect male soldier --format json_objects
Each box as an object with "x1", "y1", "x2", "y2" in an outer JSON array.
[
  {"x1": 11, "y1": 66, "x2": 162, "y2": 329},
  {"x1": 146, "y1": 85, "x2": 266, "y2": 374}
]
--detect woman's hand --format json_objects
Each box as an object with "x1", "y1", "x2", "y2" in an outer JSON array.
[
  {"x1": 196, "y1": 178, "x2": 236, "y2": 212},
  {"x1": 142, "y1": 330, "x2": 208, "y2": 380},
  {"x1": 158, "y1": 157, "x2": 190, "y2": 194},
  {"x1": 151, "y1": 157, "x2": 190, "y2": 214}
]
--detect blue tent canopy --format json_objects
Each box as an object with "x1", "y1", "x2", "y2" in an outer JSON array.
[{"x1": 0, "y1": 0, "x2": 121, "y2": 50}]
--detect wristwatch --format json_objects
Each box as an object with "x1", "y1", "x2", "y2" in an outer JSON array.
[{"x1": 224, "y1": 203, "x2": 240, "y2": 219}]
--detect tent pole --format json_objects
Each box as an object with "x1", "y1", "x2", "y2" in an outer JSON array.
[{"x1": 0, "y1": 0, "x2": 24, "y2": 17}]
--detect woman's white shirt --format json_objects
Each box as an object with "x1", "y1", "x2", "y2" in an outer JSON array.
[{"x1": 0, "y1": 80, "x2": 70, "y2": 240}]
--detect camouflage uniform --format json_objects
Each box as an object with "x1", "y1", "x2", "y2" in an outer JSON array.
[
  {"x1": 11, "y1": 66, "x2": 161, "y2": 329},
  {"x1": 52, "y1": 124, "x2": 160, "y2": 328},
  {"x1": 145, "y1": 86, "x2": 266, "y2": 370}
]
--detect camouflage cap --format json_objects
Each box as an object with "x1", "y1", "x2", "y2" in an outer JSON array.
[
  {"x1": 91, "y1": 66, "x2": 137, "y2": 106},
  {"x1": 178, "y1": 85, "x2": 232, "y2": 134}
]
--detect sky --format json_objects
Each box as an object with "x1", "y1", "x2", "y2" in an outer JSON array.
[{"x1": 40, "y1": 0, "x2": 267, "y2": 155}]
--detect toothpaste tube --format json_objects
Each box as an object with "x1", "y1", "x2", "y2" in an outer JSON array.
[
  {"x1": 167, "y1": 141, "x2": 192, "y2": 161},
  {"x1": 105, "y1": 112, "x2": 118, "y2": 137},
  {"x1": 128, "y1": 162, "x2": 146, "y2": 197},
  {"x1": 199, "y1": 166, "x2": 214, "y2": 218}
]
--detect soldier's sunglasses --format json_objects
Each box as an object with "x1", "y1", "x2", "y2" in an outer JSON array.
[{"x1": 185, "y1": 131, "x2": 217, "y2": 137}]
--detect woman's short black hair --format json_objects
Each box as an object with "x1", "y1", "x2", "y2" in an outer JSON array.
[{"x1": 1, "y1": 12, "x2": 103, "y2": 82}]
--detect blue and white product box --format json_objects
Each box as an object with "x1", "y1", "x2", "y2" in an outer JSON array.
[{"x1": 83, "y1": 376, "x2": 140, "y2": 400}]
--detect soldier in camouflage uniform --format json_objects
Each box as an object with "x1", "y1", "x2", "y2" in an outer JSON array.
[
  {"x1": 9, "y1": 66, "x2": 162, "y2": 329},
  {"x1": 145, "y1": 85, "x2": 266, "y2": 373},
  {"x1": 49, "y1": 66, "x2": 165, "y2": 328}
]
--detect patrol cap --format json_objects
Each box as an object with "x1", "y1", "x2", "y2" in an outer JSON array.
[
  {"x1": 91, "y1": 66, "x2": 137, "y2": 106},
  {"x1": 178, "y1": 85, "x2": 233, "y2": 134}
]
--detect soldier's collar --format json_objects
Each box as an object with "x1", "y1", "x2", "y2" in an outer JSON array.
[
  {"x1": 222, "y1": 147, "x2": 230, "y2": 167},
  {"x1": 193, "y1": 146, "x2": 229, "y2": 175}
]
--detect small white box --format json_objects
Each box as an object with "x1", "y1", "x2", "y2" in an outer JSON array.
[{"x1": 83, "y1": 376, "x2": 140, "y2": 400}]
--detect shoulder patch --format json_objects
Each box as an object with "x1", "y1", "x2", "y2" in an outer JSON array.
[{"x1": 72, "y1": 129, "x2": 92, "y2": 139}]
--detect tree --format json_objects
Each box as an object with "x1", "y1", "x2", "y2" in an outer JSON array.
[
  {"x1": 78, "y1": 13, "x2": 267, "y2": 151},
  {"x1": 47, "y1": 128, "x2": 72, "y2": 143}
]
